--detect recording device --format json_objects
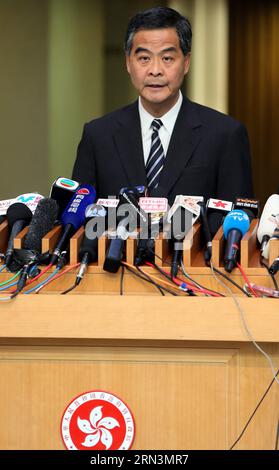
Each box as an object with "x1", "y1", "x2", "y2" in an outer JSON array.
[
  {"x1": 103, "y1": 186, "x2": 146, "y2": 273},
  {"x1": 5, "y1": 202, "x2": 33, "y2": 267},
  {"x1": 206, "y1": 198, "x2": 233, "y2": 236},
  {"x1": 223, "y1": 209, "x2": 250, "y2": 272},
  {"x1": 257, "y1": 194, "x2": 279, "y2": 258},
  {"x1": 50, "y1": 177, "x2": 80, "y2": 217},
  {"x1": 51, "y1": 184, "x2": 96, "y2": 265}
]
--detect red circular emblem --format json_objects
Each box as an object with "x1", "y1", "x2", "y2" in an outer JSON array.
[
  {"x1": 77, "y1": 188, "x2": 90, "y2": 195},
  {"x1": 61, "y1": 390, "x2": 135, "y2": 450}
]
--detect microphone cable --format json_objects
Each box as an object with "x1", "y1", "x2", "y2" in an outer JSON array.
[
  {"x1": 147, "y1": 247, "x2": 252, "y2": 298},
  {"x1": 145, "y1": 261, "x2": 195, "y2": 296},
  {"x1": 37, "y1": 263, "x2": 80, "y2": 294},
  {"x1": 60, "y1": 264, "x2": 84, "y2": 295},
  {"x1": 61, "y1": 283, "x2": 79, "y2": 295},
  {"x1": 122, "y1": 262, "x2": 178, "y2": 296},
  {"x1": 16, "y1": 248, "x2": 70, "y2": 293},
  {"x1": 180, "y1": 260, "x2": 209, "y2": 293},
  {"x1": 135, "y1": 266, "x2": 165, "y2": 296},
  {"x1": 6, "y1": 263, "x2": 54, "y2": 299},
  {"x1": 0, "y1": 293, "x2": 18, "y2": 302},
  {"x1": 236, "y1": 262, "x2": 259, "y2": 297},
  {"x1": 142, "y1": 261, "x2": 196, "y2": 296},
  {"x1": 24, "y1": 267, "x2": 61, "y2": 294},
  {"x1": 122, "y1": 262, "x2": 172, "y2": 295},
  {"x1": 136, "y1": 266, "x2": 178, "y2": 296},
  {"x1": 1, "y1": 263, "x2": 43, "y2": 299},
  {"x1": 0, "y1": 269, "x2": 22, "y2": 290},
  {"x1": 229, "y1": 368, "x2": 279, "y2": 450},
  {"x1": 146, "y1": 261, "x2": 225, "y2": 297},
  {"x1": 120, "y1": 265, "x2": 125, "y2": 296},
  {"x1": 206, "y1": 261, "x2": 252, "y2": 297},
  {"x1": 150, "y1": 249, "x2": 229, "y2": 297},
  {"x1": 9, "y1": 251, "x2": 68, "y2": 296},
  {"x1": 0, "y1": 264, "x2": 7, "y2": 274},
  {"x1": 0, "y1": 269, "x2": 24, "y2": 301},
  {"x1": 209, "y1": 259, "x2": 279, "y2": 386},
  {"x1": 275, "y1": 419, "x2": 279, "y2": 451},
  {"x1": 23, "y1": 262, "x2": 53, "y2": 287},
  {"x1": 33, "y1": 263, "x2": 80, "y2": 294},
  {"x1": 260, "y1": 256, "x2": 279, "y2": 291}
]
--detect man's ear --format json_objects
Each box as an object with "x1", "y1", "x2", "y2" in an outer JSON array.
[
  {"x1": 126, "y1": 54, "x2": 131, "y2": 75},
  {"x1": 184, "y1": 53, "x2": 191, "y2": 76}
]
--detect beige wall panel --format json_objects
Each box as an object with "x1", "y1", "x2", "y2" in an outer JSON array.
[{"x1": 0, "y1": 0, "x2": 49, "y2": 198}]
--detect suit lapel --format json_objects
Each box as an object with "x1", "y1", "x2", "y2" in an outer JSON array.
[
  {"x1": 113, "y1": 101, "x2": 147, "y2": 188},
  {"x1": 159, "y1": 97, "x2": 202, "y2": 195},
  {"x1": 112, "y1": 98, "x2": 202, "y2": 194}
]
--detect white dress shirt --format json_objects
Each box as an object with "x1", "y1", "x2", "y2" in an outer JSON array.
[{"x1": 138, "y1": 90, "x2": 183, "y2": 165}]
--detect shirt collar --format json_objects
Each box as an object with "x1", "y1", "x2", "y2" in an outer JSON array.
[{"x1": 138, "y1": 90, "x2": 183, "y2": 136}]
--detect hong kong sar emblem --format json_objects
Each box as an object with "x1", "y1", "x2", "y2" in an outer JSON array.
[{"x1": 61, "y1": 390, "x2": 135, "y2": 450}]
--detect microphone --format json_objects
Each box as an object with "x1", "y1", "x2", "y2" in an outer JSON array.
[
  {"x1": 233, "y1": 197, "x2": 260, "y2": 221},
  {"x1": 135, "y1": 188, "x2": 168, "y2": 266},
  {"x1": 257, "y1": 194, "x2": 279, "y2": 258},
  {"x1": 0, "y1": 193, "x2": 44, "y2": 222},
  {"x1": 24, "y1": 198, "x2": 59, "y2": 253},
  {"x1": 14, "y1": 193, "x2": 44, "y2": 213},
  {"x1": 206, "y1": 198, "x2": 233, "y2": 236},
  {"x1": 269, "y1": 256, "x2": 279, "y2": 276},
  {"x1": 50, "y1": 177, "x2": 80, "y2": 218},
  {"x1": 168, "y1": 195, "x2": 202, "y2": 278},
  {"x1": 198, "y1": 200, "x2": 212, "y2": 263},
  {"x1": 223, "y1": 210, "x2": 250, "y2": 272},
  {"x1": 0, "y1": 196, "x2": 18, "y2": 220},
  {"x1": 103, "y1": 186, "x2": 146, "y2": 273},
  {"x1": 76, "y1": 203, "x2": 107, "y2": 284},
  {"x1": 14, "y1": 198, "x2": 59, "y2": 292},
  {"x1": 5, "y1": 203, "x2": 33, "y2": 267},
  {"x1": 51, "y1": 184, "x2": 96, "y2": 265}
]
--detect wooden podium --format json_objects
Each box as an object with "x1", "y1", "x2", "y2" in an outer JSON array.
[{"x1": 0, "y1": 220, "x2": 278, "y2": 450}]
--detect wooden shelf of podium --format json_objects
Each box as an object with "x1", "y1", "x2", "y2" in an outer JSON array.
[
  {"x1": 1, "y1": 218, "x2": 278, "y2": 295},
  {"x1": 0, "y1": 219, "x2": 278, "y2": 450}
]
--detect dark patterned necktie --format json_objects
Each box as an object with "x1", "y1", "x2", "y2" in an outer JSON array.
[{"x1": 145, "y1": 119, "x2": 165, "y2": 190}]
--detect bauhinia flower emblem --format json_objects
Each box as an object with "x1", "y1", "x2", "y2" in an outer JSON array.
[{"x1": 77, "y1": 405, "x2": 120, "y2": 449}]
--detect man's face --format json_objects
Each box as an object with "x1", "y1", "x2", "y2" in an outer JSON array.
[{"x1": 126, "y1": 28, "x2": 190, "y2": 116}]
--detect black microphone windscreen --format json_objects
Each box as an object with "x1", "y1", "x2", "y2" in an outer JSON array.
[
  {"x1": 208, "y1": 212, "x2": 224, "y2": 237},
  {"x1": 7, "y1": 203, "x2": 33, "y2": 227},
  {"x1": 103, "y1": 238, "x2": 125, "y2": 273},
  {"x1": 24, "y1": 198, "x2": 59, "y2": 252}
]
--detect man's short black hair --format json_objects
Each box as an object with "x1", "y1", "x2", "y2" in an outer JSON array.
[{"x1": 124, "y1": 7, "x2": 192, "y2": 56}]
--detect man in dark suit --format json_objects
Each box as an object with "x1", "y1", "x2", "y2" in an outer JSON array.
[{"x1": 72, "y1": 6, "x2": 253, "y2": 205}]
